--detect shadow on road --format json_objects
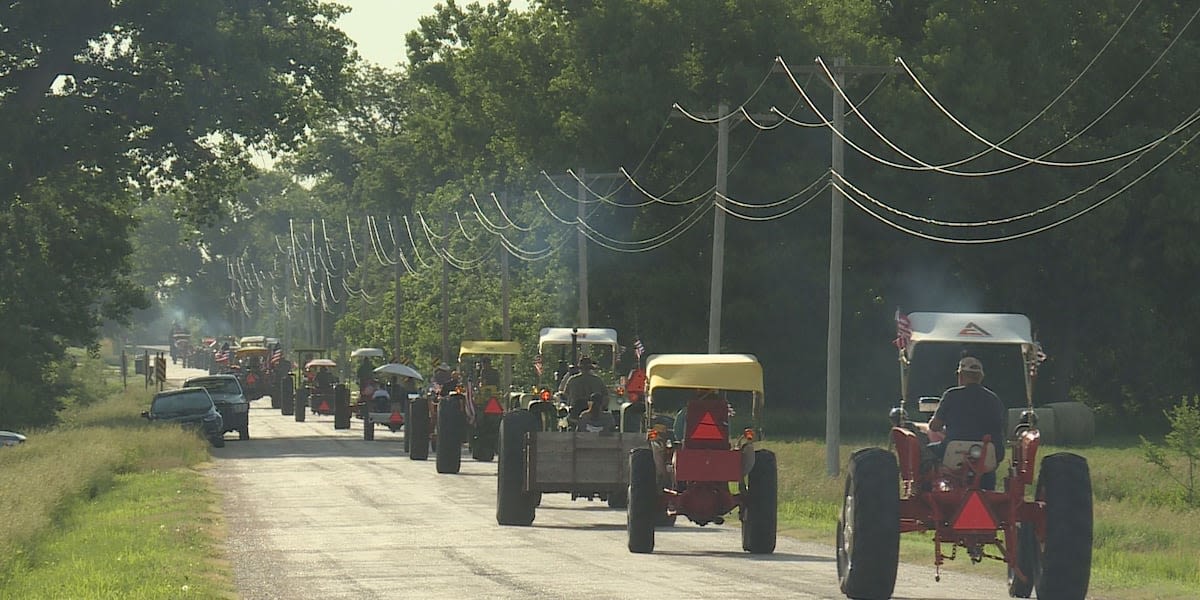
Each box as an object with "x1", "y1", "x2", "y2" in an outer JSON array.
[
  {"x1": 209, "y1": 436, "x2": 408, "y2": 460},
  {"x1": 532, "y1": 523, "x2": 627, "y2": 532},
  {"x1": 650, "y1": 549, "x2": 832, "y2": 562}
]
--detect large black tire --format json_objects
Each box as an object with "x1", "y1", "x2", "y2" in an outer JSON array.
[
  {"x1": 742, "y1": 449, "x2": 778, "y2": 554},
  {"x1": 408, "y1": 397, "x2": 429, "y2": 460},
  {"x1": 837, "y1": 448, "x2": 900, "y2": 600},
  {"x1": 294, "y1": 388, "x2": 307, "y2": 422},
  {"x1": 436, "y1": 396, "x2": 464, "y2": 474},
  {"x1": 333, "y1": 386, "x2": 351, "y2": 429},
  {"x1": 238, "y1": 426, "x2": 249, "y2": 441},
  {"x1": 496, "y1": 409, "x2": 538, "y2": 526},
  {"x1": 210, "y1": 435, "x2": 226, "y2": 448},
  {"x1": 607, "y1": 489, "x2": 628, "y2": 509},
  {"x1": 471, "y1": 414, "x2": 499, "y2": 462},
  {"x1": 363, "y1": 417, "x2": 375, "y2": 441},
  {"x1": 1008, "y1": 521, "x2": 1040, "y2": 598},
  {"x1": 1035, "y1": 453, "x2": 1092, "y2": 600},
  {"x1": 280, "y1": 378, "x2": 295, "y2": 416},
  {"x1": 270, "y1": 390, "x2": 281, "y2": 409},
  {"x1": 627, "y1": 448, "x2": 657, "y2": 553}
]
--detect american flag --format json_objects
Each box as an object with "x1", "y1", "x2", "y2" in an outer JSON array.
[
  {"x1": 214, "y1": 349, "x2": 230, "y2": 364},
  {"x1": 1030, "y1": 341, "x2": 1047, "y2": 376},
  {"x1": 633, "y1": 338, "x2": 645, "y2": 360},
  {"x1": 270, "y1": 345, "x2": 283, "y2": 367},
  {"x1": 533, "y1": 353, "x2": 543, "y2": 376},
  {"x1": 893, "y1": 309, "x2": 912, "y2": 350}
]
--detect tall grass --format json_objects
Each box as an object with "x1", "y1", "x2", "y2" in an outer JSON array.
[
  {"x1": 765, "y1": 438, "x2": 1200, "y2": 599},
  {"x1": 0, "y1": 385, "x2": 211, "y2": 578}
]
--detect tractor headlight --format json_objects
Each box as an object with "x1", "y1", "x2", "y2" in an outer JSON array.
[{"x1": 968, "y1": 444, "x2": 984, "y2": 460}]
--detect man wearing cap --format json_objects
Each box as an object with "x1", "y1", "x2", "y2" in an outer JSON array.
[
  {"x1": 929, "y1": 355, "x2": 1006, "y2": 488},
  {"x1": 563, "y1": 356, "x2": 608, "y2": 421},
  {"x1": 478, "y1": 357, "x2": 501, "y2": 387}
]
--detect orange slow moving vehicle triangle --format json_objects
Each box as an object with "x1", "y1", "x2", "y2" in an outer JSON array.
[
  {"x1": 318, "y1": 400, "x2": 330, "y2": 413},
  {"x1": 389, "y1": 410, "x2": 403, "y2": 426},
  {"x1": 690, "y1": 411, "x2": 726, "y2": 441},
  {"x1": 953, "y1": 491, "x2": 998, "y2": 530},
  {"x1": 484, "y1": 397, "x2": 504, "y2": 415}
]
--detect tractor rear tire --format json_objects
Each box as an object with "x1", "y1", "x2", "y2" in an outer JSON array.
[
  {"x1": 408, "y1": 398, "x2": 429, "y2": 461},
  {"x1": 837, "y1": 447, "x2": 899, "y2": 600},
  {"x1": 1036, "y1": 452, "x2": 1092, "y2": 600},
  {"x1": 742, "y1": 449, "x2": 777, "y2": 554},
  {"x1": 270, "y1": 392, "x2": 281, "y2": 409},
  {"x1": 607, "y1": 489, "x2": 628, "y2": 509},
  {"x1": 1008, "y1": 521, "x2": 1040, "y2": 598},
  {"x1": 294, "y1": 389, "x2": 307, "y2": 423},
  {"x1": 364, "y1": 417, "x2": 375, "y2": 441},
  {"x1": 436, "y1": 396, "x2": 464, "y2": 474},
  {"x1": 280, "y1": 378, "x2": 295, "y2": 416},
  {"x1": 333, "y1": 386, "x2": 351, "y2": 429},
  {"x1": 497, "y1": 409, "x2": 538, "y2": 526},
  {"x1": 627, "y1": 448, "x2": 657, "y2": 553}
]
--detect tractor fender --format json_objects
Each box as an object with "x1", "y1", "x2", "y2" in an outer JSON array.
[{"x1": 740, "y1": 442, "x2": 757, "y2": 478}]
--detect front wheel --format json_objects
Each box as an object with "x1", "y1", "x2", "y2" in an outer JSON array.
[
  {"x1": 741, "y1": 449, "x2": 777, "y2": 554},
  {"x1": 1036, "y1": 453, "x2": 1092, "y2": 600},
  {"x1": 408, "y1": 397, "x2": 430, "y2": 460},
  {"x1": 837, "y1": 447, "x2": 899, "y2": 600},
  {"x1": 364, "y1": 417, "x2": 375, "y2": 441}
]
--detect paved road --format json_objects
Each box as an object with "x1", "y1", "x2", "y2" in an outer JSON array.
[{"x1": 197, "y1": 391, "x2": 1019, "y2": 600}]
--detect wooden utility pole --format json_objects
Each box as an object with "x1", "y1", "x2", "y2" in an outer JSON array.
[
  {"x1": 440, "y1": 210, "x2": 451, "y2": 365},
  {"x1": 394, "y1": 247, "x2": 404, "y2": 364},
  {"x1": 672, "y1": 103, "x2": 778, "y2": 354},
  {"x1": 500, "y1": 193, "x2": 513, "y2": 390},
  {"x1": 775, "y1": 57, "x2": 903, "y2": 476}
]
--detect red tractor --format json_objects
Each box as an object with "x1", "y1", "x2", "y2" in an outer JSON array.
[
  {"x1": 837, "y1": 312, "x2": 1092, "y2": 600},
  {"x1": 626, "y1": 354, "x2": 776, "y2": 554}
]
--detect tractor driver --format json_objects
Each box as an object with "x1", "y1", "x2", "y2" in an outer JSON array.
[
  {"x1": 928, "y1": 355, "x2": 1006, "y2": 489},
  {"x1": 564, "y1": 356, "x2": 607, "y2": 421},
  {"x1": 314, "y1": 366, "x2": 335, "y2": 390},
  {"x1": 478, "y1": 357, "x2": 501, "y2": 387}
]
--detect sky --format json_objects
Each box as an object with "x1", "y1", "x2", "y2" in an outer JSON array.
[{"x1": 334, "y1": 0, "x2": 531, "y2": 67}]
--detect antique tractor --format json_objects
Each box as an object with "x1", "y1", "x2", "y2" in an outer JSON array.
[{"x1": 837, "y1": 312, "x2": 1092, "y2": 600}]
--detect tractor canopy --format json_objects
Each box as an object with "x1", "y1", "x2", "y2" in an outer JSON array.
[
  {"x1": 645, "y1": 354, "x2": 763, "y2": 395},
  {"x1": 537, "y1": 327, "x2": 618, "y2": 353},
  {"x1": 237, "y1": 335, "x2": 276, "y2": 349},
  {"x1": 459, "y1": 340, "x2": 521, "y2": 359},
  {"x1": 900, "y1": 312, "x2": 1039, "y2": 406},
  {"x1": 235, "y1": 347, "x2": 270, "y2": 358},
  {"x1": 351, "y1": 347, "x2": 386, "y2": 358}
]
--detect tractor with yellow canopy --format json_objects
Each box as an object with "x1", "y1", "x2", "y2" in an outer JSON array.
[{"x1": 626, "y1": 353, "x2": 776, "y2": 555}]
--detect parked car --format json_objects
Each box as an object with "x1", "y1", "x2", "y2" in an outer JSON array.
[
  {"x1": 183, "y1": 374, "x2": 251, "y2": 441},
  {"x1": 143, "y1": 387, "x2": 226, "y2": 447},
  {"x1": 0, "y1": 430, "x2": 26, "y2": 447}
]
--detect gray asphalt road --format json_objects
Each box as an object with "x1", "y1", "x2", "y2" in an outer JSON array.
[{"x1": 201, "y1": 394, "x2": 1019, "y2": 600}]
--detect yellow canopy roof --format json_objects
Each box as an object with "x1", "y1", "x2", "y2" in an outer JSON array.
[
  {"x1": 646, "y1": 354, "x2": 763, "y2": 394},
  {"x1": 458, "y1": 340, "x2": 521, "y2": 359},
  {"x1": 235, "y1": 347, "x2": 270, "y2": 356}
]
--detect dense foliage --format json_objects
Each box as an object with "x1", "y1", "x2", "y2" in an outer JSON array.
[{"x1": 11, "y1": 0, "x2": 1200, "y2": 427}]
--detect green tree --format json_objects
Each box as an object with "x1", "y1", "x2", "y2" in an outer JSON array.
[{"x1": 0, "y1": 1, "x2": 352, "y2": 427}]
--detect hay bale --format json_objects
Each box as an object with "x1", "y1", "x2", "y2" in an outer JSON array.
[{"x1": 1045, "y1": 401, "x2": 1095, "y2": 446}]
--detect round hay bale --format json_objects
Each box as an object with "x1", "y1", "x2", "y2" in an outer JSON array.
[
  {"x1": 1033, "y1": 407, "x2": 1057, "y2": 446},
  {"x1": 1044, "y1": 402, "x2": 1095, "y2": 446}
]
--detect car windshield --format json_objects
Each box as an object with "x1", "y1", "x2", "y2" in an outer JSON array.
[
  {"x1": 152, "y1": 391, "x2": 214, "y2": 414},
  {"x1": 186, "y1": 378, "x2": 242, "y2": 396}
]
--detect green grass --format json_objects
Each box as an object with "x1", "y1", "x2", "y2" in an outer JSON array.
[
  {"x1": 0, "y1": 378, "x2": 232, "y2": 598},
  {"x1": 764, "y1": 438, "x2": 1200, "y2": 600}
]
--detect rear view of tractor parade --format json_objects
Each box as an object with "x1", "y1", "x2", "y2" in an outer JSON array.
[{"x1": 6, "y1": 1, "x2": 1200, "y2": 599}]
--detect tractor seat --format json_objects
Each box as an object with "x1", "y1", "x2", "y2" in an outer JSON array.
[{"x1": 942, "y1": 440, "x2": 998, "y2": 473}]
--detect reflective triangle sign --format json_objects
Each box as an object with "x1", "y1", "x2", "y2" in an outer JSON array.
[
  {"x1": 690, "y1": 411, "x2": 725, "y2": 441},
  {"x1": 952, "y1": 492, "x2": 997, "y2": 530},
  {"x1": 958, "y1": 322, "x2": 992, "y2": 337},
  {"x1": 389, "y1": 411, "x2": 403, "y2": 425},
  {"x1": 318, "y1": 400, "x2": 330, "y2": 412},
  {"x1": 484, "y1": 397, "x2": 504, "y2": 415}
]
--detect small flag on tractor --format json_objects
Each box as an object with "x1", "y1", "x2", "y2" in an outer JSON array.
[
  {"x1": 893, "y1": 309, "x2": 912, "y2": 350},
  {"x1": 633, "y1": 338, "x2": 645, "y2": 360},
  {"x1": 533, "y1": 353, "x2": 543, "y2": 376},
  {"x1": 270, "y1": 344, "x2": 283, "y2": 367},
  {"x1": 214, "y1": 349, "x2": 229, "y2": 364}
]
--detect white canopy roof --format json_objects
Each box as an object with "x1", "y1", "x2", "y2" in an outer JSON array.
[
  {"x1": 537, "y1": 327, "x2": 619, "y2": 353},
  {"x1": 906, "y1": 312, "x2": 1033, "y2": 358}
]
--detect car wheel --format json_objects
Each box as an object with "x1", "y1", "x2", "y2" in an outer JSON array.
[
  {"x1": 1036, "y1": 453, "x2": 1092, "y2": 600},
  {"x1": 211, "y1": 435, "x2": 226, "y2": 448},
  {"x1": 436, "y1": 396, "x2": 464, "y2": 474},
  {"x1": 742, "y1": 449, "x2": 777, "y2": 554},
  {"x1": 627, "y1": 448, "x2": 657, "y2": 553},
  {"x1": 238, "y1": 426, "x2": 249, "y2": 441},
  {"x1": 496, "y1": 409, "x2": 537, "y2": 526},
  {"x1": 837, "y1": 447, "x2": 899, "y2": 600}
]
